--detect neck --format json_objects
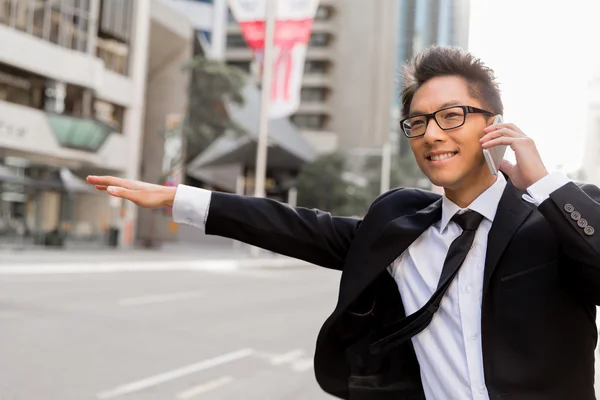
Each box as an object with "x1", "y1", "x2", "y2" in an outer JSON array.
[{"x1": 444, "y1": 168, "x2": 497, "y2": 208}]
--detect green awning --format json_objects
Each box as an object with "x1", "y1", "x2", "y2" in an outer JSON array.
[{"x1": 46, "y1": 113, "x2": 116, "y2": 152}]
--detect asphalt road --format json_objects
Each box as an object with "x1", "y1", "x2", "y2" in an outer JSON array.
[
  {"x1": 2, "y1": 260, "x2": 600, "y2": 400},
  {"x1": 0, "y1": 264, "x2": 341, "y2": 400}
]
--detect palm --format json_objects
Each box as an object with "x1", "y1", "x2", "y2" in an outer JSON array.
[{"x1": 86, "y1": 176, "x2": 176, "y2": 208}]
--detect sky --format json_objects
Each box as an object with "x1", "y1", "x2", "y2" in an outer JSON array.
[{"x1": 467, "y1": 0, "x2": 600, "y2": 173}]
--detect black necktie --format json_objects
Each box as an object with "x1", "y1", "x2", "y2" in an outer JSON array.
[{"x1": 368, "y1": 209, "x2": 484, "y2": 355}]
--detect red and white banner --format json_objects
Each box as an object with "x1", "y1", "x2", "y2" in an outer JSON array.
[{"x1": 228, "y1": 0, "x2": 320, "y2": 119}]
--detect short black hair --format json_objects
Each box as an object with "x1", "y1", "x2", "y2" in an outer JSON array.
[{"x1": 401, "y1": 46, "x2": 503, "y2": 118}]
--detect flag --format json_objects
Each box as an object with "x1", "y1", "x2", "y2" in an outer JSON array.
[{"x1": 228, "y1": 0, "x2": 320, "y2": 119}]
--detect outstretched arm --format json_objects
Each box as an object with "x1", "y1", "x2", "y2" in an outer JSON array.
[{"x1": 87, "y1": 176, "x2": 360, "y2": 270}]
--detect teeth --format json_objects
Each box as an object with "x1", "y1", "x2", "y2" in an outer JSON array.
[{"x1": 430, "y1": 153, "x2": 455, "y2": 161}]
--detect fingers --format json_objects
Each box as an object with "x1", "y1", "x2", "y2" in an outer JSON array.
[
  {"x1": 95, "y1": 185, "x2": 108, "y2": 191},
  {"x1": 480, "y1": 127, "x2": 522, "y2": 144},
  {"x1": 106, "y1": 186, "x2": 145, "y2": 205},
  {"x1": 499, "y1": 159, "x2": 515, "y2": 174},
  {"x1": 481, "y1": 136, "x2": 517, "y2": 149},
  {"x1": 483, "y1": 122, "x2": 524, "y2": 135},
  {"x1": 86, "y1": 175, "x2": 140, "y2": 190}
]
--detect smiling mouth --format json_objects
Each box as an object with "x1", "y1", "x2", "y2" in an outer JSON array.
[{"x1": 427, "y1": 152, "x2": 458, "y2": 162}]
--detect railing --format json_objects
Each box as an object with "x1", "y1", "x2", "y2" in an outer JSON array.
[{"x1": 0, "y1": 0, "x2": 93, "y2": 53}]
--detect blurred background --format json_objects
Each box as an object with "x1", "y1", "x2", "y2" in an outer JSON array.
[{"x1": 0, "y1": 0, "x2": 599, "y2": 399}]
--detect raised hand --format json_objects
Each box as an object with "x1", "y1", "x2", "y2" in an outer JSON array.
[
  {"x1": 480, "y1": 122, "x2": 549, "y2": 189},
  {"x1": 86, "y1": 176, "x2": 177, "y2": 208}
]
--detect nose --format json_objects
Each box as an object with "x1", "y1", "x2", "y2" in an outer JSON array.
[{"x1": 422, "y1": 117, "x2": 447, "y2": 144}]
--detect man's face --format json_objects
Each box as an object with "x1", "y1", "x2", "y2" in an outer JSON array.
[{"x1": 408, "y1": 76, "x2": 493, "y2": 190}]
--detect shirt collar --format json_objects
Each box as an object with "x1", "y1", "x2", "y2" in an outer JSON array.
[{"x1": 439, "y1": 173, "x2": 507, "y2": 233}]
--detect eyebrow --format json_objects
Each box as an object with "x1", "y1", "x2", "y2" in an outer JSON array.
[{"x1": 408, "y1": 100, "x2": 462, "y2": 117}]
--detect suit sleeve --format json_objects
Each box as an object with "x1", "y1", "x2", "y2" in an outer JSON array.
[
  {"x1": 204, "y1": 191, "x2": 361, "y2": 270},
  {"x1": 538, "y1": 181, "x2": 600, "y2": 303}
]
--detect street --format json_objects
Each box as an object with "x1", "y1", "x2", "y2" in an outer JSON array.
[
  {"x1": 2, "y1": 255, "x2": 600, "y2": 400},
  {"x1": 0, "y1": 261, "x2": 339, "y2": 400}
]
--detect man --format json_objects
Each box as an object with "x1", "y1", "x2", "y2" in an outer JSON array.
[{"x1": 87, "y1": 46, "x2": 600, "y2": 399}]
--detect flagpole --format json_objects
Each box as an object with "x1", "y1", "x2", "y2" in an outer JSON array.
[
  {"x1": 253, "y1": 0, "x2": 276, "y2": 199},
  {"x1": 250, "y1": 0, "x2": 276, "y2": 257}
]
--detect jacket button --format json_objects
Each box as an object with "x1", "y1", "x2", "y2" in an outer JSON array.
[
  {"x1": 564, "y1": 204, "x2": 575, "y2": 213},
  {"x1": 578, "y1": 219, "x2": 588, "y2": 228},
  {"x1": 584, "y1": 226, "x2": 595, "y2": 236},
  {"x1": 571, "y1": 211, "x2": 581, "y2": 221}
]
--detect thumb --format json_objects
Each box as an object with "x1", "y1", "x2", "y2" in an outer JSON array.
[
  {"x1": 107, "y1": 186, "x2": 140, "y2": 202},
  {"x1": 499, "y1": 159, "x2": 515, "y2": 174}
]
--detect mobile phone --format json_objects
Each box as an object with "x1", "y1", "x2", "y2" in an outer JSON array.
[{"x1": 483, "y1": 115, "x2": 506, "y2": 176}]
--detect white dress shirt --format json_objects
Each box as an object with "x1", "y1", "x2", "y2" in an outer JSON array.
[{"x1": 172, "y1": 172, "x2": 570, "y2": 400}]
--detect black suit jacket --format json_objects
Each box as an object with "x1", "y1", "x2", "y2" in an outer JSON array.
[{"x1": 204, "y1": 179, "x2": 600, "y2": 400}]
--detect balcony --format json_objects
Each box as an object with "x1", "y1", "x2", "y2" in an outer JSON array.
[
  {"x1": 0, "y1": 100, "x2": 128, "y2": 170},
  {"x1": 0, "y1": 0, "x2": 93, "y2": 54},
  {"x1": 311, "y1": 20, "x2": 335, "y2": 34},
  {"x1": 296, "y1": 101, "x2": 331, "y2": 115},
  {"x1": 301, "y1": 73, "x2": 332, "y2": 87},
  {"x1": 306, "y1": 47, "x2": 334, "y2": 60},
  {"x1": 225, "y1": 47, "x2": 253, "y2": 61}
]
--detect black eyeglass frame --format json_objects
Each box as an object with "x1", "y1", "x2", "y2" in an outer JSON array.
[{"x1": 400, "y1": 105, "x2": 494, "y2": 138}]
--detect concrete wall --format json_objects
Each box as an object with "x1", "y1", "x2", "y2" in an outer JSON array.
[
  {"x1": 329, "y1": 0, "x2": 399, "y2": 150},
  {"x1": 0, "y1": 24, "x2": 134, "y2": 108},
  {"x1": 136, "y1": 18, "x2": 193, "y2": 245},
  {"x1": 73, "y1": 193, "x2": 112, "y2": 235}
]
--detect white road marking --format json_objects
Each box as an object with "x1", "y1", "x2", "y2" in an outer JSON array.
[
  {"x1": 291, "y1": 358, "x2": 313, "y2": 372},
  {"x1": 118, "y1": 291, "x2": 204, "y2": 306},
  {"x1": 176, "y1": 376, "x2": 234, "y2": 399},
  {"x1": 0, "y1": 260, "x2": 240, "y2": 275},
  {"x1": 96, "y1": 348, "x2": 253, "y2": 399},
  {"x1": 269, "y1": 349, "x2": 305, "y2": 366},
  {"x1": 0, "y1": 257, "x2": 310, "y2": 275}
]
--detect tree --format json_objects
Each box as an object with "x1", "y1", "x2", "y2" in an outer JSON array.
[
  {"x1": 296, "y1": 152, "x2": 371, "y2": 216},
  {"x1": 182, "y1": 55, "x2": 248, "y2": 161}
]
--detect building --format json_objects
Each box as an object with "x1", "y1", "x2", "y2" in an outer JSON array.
[
  {"x1": 0, "y1": 0, "x2": 206, "y2": 248},
  {"x1": 582, "y1": 75, "x2": 600, "y2": 187},
  {"x1": 223, "y1": 0, "x2": 399, "y2": 153},
  {"x1": 0, "y1": 0, "x2": 152, "y2": 247},
  {"x1": 392, "y1": 0, "x2": 471, "y2": 157}
]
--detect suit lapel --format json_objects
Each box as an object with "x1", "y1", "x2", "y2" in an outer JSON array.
[
  {"x1": 483, "y1": 180, "x2": 534, "y2": 296},
  {"x1": 337, "y1": 198, "x2": 443, "y2": 313}
]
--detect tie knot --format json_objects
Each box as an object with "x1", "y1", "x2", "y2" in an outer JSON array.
[{"x1": 451, "y1": 209, "x2": 484, "y2": 231}]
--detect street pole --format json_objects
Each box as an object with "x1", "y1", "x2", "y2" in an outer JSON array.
[
  {"x1": 253, "y1": 0, "x2": 276, "y2": 199},
  {"x1": 250, "y1": 0, "x2": 276, "y2": 257},
  {"x1": 380, "y1": 140, "x2": 392, "y2": 194}
]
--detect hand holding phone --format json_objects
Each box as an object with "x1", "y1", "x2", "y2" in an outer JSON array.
[{"x1": 483, "y1": 115, "x2": 506, "y2": 176}]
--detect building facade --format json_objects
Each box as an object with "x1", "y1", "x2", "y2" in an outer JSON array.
[
  {"x1": 0, "y1": 0, "x2": 150, "y2": 247},
  {"x1": 223, "y1": 0, "x2": 399, "y2": 153},
  {"x1": 392, "y1": 0, "x2": 471, "y2": 157}
]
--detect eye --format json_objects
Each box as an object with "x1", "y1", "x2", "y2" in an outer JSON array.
[{"x1": 444, "y1": 112, "x2": 460, "y2": 119}]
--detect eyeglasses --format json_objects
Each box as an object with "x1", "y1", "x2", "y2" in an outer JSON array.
[{"x1": 400, "y1": 105, "x2": 493, "y2": 138}]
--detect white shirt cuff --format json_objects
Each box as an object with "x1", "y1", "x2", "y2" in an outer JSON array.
[
  {"x1": 523, "y1": 172, "x2": 571, "y2": 206},
  {"x1": 172, "y1": 184, "x2": 212, "y2": 230}
]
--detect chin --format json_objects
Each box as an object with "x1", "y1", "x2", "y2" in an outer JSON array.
[{"x1": 425, "y1": 172, "x2": 460, "y2": 190}]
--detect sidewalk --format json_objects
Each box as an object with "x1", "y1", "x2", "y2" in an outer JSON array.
[{"x1": 0, "y1": 242, "x2": 313, "y2": 274}]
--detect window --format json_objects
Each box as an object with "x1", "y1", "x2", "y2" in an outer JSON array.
[
  {"x1": 300, "y1": 88, "x2": 327, "y2": 102},
  {"x1": 99, "y1": 0, "x2": 134, "y2": 43},
  {"x1": 309, "y1": 33, "x2": 330, "y2": 47},
  {"x1": 305, "y1": 61, "x2": 329, "y2": 74},
  {"x1": 227, "y1": 34, "x2": 247, "y2": 48},
  {"x1": 314, "y1": 6, "x2": 333, "y2": 21},
  {"x1": 291, "y1": 114, "x2": 326, "y2": 129},
  {"x1": 3, "y1": 0, "x2": 93, "y2": 53}
]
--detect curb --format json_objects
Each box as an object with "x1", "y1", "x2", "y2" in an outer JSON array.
[{"x1": 0, "y1": 257, "x2": 313, "y2": 275}]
